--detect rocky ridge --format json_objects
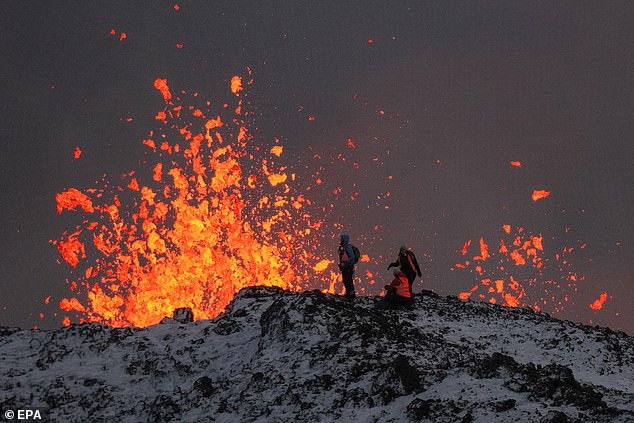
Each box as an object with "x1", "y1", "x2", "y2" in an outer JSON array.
[{"x1": 0, "y1": 287, "x2": 632, "y2": 422}]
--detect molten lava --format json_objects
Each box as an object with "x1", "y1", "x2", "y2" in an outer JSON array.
[
  {"x1": 456, "y1": 224, "x2": 586, "y2": 313},
  {"x1": 590, "y1": 292, "x2": 608, "y2": 310},
  {"x1": 532, "y1": 189, "x2": 551, "y2": 201},
  {"x1": 53, "y1": 75, "x2": 333, "y2": 327}
]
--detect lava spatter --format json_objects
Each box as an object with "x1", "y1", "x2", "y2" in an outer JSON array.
[
  {"x1": 53, "y1": 75, "x2": 332, "y2": 327},
  {"x1": 455, "y1": 225, "x2": 586, "y2": 314}
]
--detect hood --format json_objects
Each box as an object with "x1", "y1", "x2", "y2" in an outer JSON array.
[
  {"x1": 340, "y1": 234, "x2": 350, "y2": 245},
  {"x1": 392, "y1": 268, "x2": 405, "y2": 277}
]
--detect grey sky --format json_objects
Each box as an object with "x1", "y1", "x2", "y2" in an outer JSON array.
[{"x1": 1, "y1": 1, "x2": 632, "y2": 333}]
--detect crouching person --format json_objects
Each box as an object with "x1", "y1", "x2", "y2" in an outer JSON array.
[{"x1": 379, "y1": 268, "x2": 412, "y2": 309}]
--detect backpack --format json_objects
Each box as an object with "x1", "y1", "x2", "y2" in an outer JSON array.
[{"x1": 350, "y1": 244, "x2": 361, "y2": 264}]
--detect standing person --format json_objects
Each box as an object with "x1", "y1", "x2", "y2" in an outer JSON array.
[
  {"x1": 387, "y1": 245, "x2": 422, "y2": 296},
  {"x1": 338, "y1": 234, "x2": 356, "y2": 299},
  {"x1": 379, "y1": 268, "x2": 412, "y2": 309}
]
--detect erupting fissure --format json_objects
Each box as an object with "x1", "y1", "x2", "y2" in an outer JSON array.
[
  {"x1": 52, "y1": 74, "x2": 336, "y2": 327},
  {"x1": 50, "y1": 76, "x2": 607, "y2": 328}
]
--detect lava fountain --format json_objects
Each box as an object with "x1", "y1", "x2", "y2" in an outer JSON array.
[{"x1": 52, "y1": 74, "x2": 335, "y2": 327}]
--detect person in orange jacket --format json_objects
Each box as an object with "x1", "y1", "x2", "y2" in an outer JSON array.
[
  {"x1": 387, "y1": 245, "x2": 422, "y2": 296},
  {"x1": 381, "y1": 268, "x2": 412, "y2": 309}
]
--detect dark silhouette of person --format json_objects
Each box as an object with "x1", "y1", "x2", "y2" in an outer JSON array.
[
  {"x1": 387, "y1": 245, "x2": 422, "y2": 295},
  {"x1": 338, "y1": 234, "x2": 356, "y2": 299}
]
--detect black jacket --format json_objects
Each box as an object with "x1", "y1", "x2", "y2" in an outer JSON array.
[{"x1": 388, "y1": 250, "x2": 421, "y2": 277}]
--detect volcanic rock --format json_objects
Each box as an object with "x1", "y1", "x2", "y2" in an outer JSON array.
[{"x1": 0, "y1": 286, "x2": 632, "y2": 422}]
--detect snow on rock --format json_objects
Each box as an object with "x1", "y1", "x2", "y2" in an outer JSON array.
[
  {"x1": 1, "y1": 286, "x2": 633, "y2": 422},
  {"x1": 161, "y1": 307, "x2": 195, "y2": 325}
]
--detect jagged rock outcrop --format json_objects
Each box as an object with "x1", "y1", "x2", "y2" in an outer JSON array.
[
  {"x1": 1, "y1": 287, "x2": 632, "y2": 422},
  {"x1": 160, "y1": 307, "x2": 195, "y2": 324}
]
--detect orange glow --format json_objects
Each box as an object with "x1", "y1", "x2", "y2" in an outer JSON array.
[
  {"x1": 461, "y1": 240, "x2": 471, "y2": 256},
  {"x1": 499, "y1": 239, "x2": 508, "y2": 254},
  {"x1": 347, "y1": 138, "x2": 356, "y2": 149},
  {"x1": 503, "y1": 293, "x2": 520, "y2": 307},
  {"x1": 590, "y1": 292, "x2": 607, "y2": 310},
  {"x1": 128, "y1": 178, "x2": 139, "y2": 191},
  {"x1": 230, "y1": 76, "x2": 243, "y2": 94},
  {"x1": 455, "y1": 224, "x2": 581, "y2": 313},
  {"x1": 53, "y1": 75, "x2": 331, "y2": 327},
  {"x1": 313, "y1": 260, "x2": 331, "y2": 272},
  {"x1": 508, "y1": 276, "x2": 520, "y2": 291},
  {"x1": 154, "y1": 78, "x2": 172, "y2": 101},
  {"x1": 119, "y1": 32, "x2": 127, "y2": 41},
  {"x1": 474, "y1": 237, "x2": 489, "y2": 261},
  {"x1": 73, "y1": 147, "x2": 82, "y2": 159},
  {"x1": 459, "y1": 285, "x2": 478, "y2": 300},
  {"x1": 511, "y1": 161, "x2": 522, "y2": 167},
  {"x1": 360, "y1": 254, "x2": 370, "y2": 263},
  {"x1": 56, "y1": 188, "x2": 94, "y2": 214},
  {"x1": 531, "y1": 235, "x2": 544, "y2": 251},
  {"x1": 143, "y1": 139, "x2": 156, "y2": 151},
  {"x1": 532, "y1": 189, "x2": 551, "y2": 201},
  {"x1": 153, "y1": 163, "x2": 163, "y2": 182},
  {"x1": 267, "y1": 173, "x2": 287, "y2": 186},
  {"x1": 510, "y1": 250, "x2": 526, "y2": 266},
  {"x1": 60, "y1": 297, "x2": 86, "y2": 312}
]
